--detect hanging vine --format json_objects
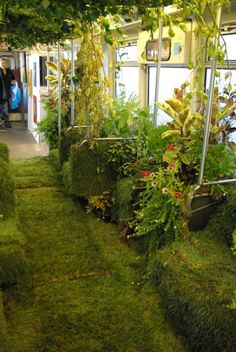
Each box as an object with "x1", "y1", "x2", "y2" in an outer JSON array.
[{"x1": 74, "y1": 18, "x2": 125, "y2": 138}]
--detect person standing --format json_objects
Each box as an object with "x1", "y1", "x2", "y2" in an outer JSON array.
[{"x1": 0, "y1": 57, "x2": 16, "y2": 128}]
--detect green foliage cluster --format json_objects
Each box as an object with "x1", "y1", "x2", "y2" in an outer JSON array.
[
  {"x1": 86, "y1": 190, "x2": 112, "y2": 218},
  {"x1": 131, "y1": 168, "x2": 190, "y2": 246},
  {"x1": 101, "y1": 92, "x2": 151, "y2": 138},
  {"x1": 37, "y1": 59, "x2": 72, "y2": 150},
  {"x1": 149, "y1": 230, "x2": 236, "y2": 352},
  {"x1": 0, "y1": 1, "x2": 173, "y2": 49}
]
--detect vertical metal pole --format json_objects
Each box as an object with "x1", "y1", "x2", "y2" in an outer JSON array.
[
  {"x1": 153, "y1": 18, "x2": 163, "y2": 126},
  {"x1": 58, "y1": 43, "x2": 62, "y2": 136},
  {"x1": 198, "y1": 5, "x2": 222, "y2": 185},
  {"x1": 70, "y1": 38, "x2": 75, "y2": 126},
  {"x1": 46, "y1": 47, "x2": 50, "y2": 93}
]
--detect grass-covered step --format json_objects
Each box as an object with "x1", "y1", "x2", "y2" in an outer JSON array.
[
  {"x1": 0, "y1": 143, "x2": 9, "y2": 162},
  {"x1": 62, "y1": 143, "x2": 117, "y2": 199},
  {"x1": 58, "y1": 127, "x2": 84, "y2": 168},
  {"x1": 11, "y1": 157, "x2": 57, "y2": 189},
  {"x1": 204, "y1": 185, "x2": 236, "y2": 247},
  {"x1": 4, "y1": 157, "x2": 188, "y2": 352},
  {"x1": 0, "y1": 217, "x2": 28, "y2": 286},
  {"x1": 150, "y1": 232, "x2": 236, "y2": 352},
  {"x1": 0, "y1": 150, "x2": 15, "y2": 219}
]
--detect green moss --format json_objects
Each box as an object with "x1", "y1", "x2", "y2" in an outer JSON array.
[
  {"x1": 0, "y1": 218, "x2": 28, "y2": 286},
  {"x1": 11, "y1": 157, "x2": 57, "y2": 189},
  {"x1": 63, "y1": 143, "x2": 117, "y2": 198},
  {"x1": 5, "y1": 157, "x2": 188, "y2": 352},
  {"x1": 0, "y1": 245, "x2": 28, "y2": 286},
  {"x1": 150, "y1": 233, "x2": 236, "y2": 352},
  {"x1": 205, "y1": 186, "x2": 236, "y2": 246},
  {"x1": 0, "y1": 144, "x2": 9, "y2": 162},
  {"x1": 58, "y1": 127, "x2": 84, "y2": 168},
  {"x1": 0, "y1": 158, "x2": 15, "y2": 218},
  {"x1": 0, "y1": 291, "x2": 10, "y2": 352}
]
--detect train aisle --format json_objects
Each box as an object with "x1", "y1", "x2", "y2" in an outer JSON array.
[{"x1": 4, "y1": 157, "x2": 188, "y2": 352}]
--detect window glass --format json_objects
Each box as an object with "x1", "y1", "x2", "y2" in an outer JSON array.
[
  {"x1": 116, "y1": 45, "x2": 137, "y2": 62},
  {"x1": 220, "y1": 34, "x2": 236, "y2": 61},
  {"x1": 116, "y1": 66, "x2": 139, "y2": 100},
  {"x1": 39, "y1": 56, "x2": 54, "y2": 87},
  {"x1": 148, "y1": 66, "x2": 191, "y2": 124},
  {"x1": 205, "y1": 68, "x2": 236, "y2": 142}
]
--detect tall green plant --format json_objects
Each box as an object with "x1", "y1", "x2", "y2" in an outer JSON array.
[{"x1": 37, "y1": 59, "x2": 71, "y2": 149}]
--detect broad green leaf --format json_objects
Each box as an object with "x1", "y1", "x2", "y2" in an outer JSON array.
[{"x1": 180, "y1": 153, "x2": 193, "y2": 165}]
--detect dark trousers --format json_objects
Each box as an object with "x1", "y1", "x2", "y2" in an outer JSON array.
[{"x1": 0, "y1": 101, "x2": 9, "y2": 122}]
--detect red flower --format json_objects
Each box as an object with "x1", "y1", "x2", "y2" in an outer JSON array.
[
  {"x1": 140, "y1": 170, "x2": 150, "y2": 177},
  {"x1": 167, "y1": 145, "x2": 175, "y2": 151},
  {"x1": 174, "y1": 192, "x2": 181, "y2": 199},
  {"x1": 168, "y1": 162, "x2": 176, "y2": 169}
]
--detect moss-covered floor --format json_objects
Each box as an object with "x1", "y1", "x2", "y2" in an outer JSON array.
[{"x1": 3, "y1": 157, "x2": 188, "y2": 352}]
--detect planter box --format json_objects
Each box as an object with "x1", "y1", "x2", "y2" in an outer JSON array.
[{"x1": 189, "y1": 194, "x2": 218, "y2": 231}]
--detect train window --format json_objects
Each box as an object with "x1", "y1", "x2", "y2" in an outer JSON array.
[
  {"x1": 205, "y1": 68, "x2": 236, "y2": 142},
  {"x1": 115, "y1": 43, "x2": 138, "y2": 99},
  {"x1": 116, "y1": 45, "x2": 137, "y2": 62},
  {"x1": 220, "y1": 33, "x2": 236, "y2": 61},
  {"x1": 39, "y1": 56, "x2": 54, "y2": 87},
  {"x1": 115, "y1": 66, "x2": 139, "y2": 99},
  {"x1": 148, "y1": 66, "x2": 190, "y2": 124}
]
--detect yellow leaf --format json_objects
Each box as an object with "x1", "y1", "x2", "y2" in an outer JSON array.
[
  {"x1": 165, "y1": 98, "x2": 183, "y2": 113},
  {"x1": 162, "y1": 130, "x2": 181, "y2": 139}
]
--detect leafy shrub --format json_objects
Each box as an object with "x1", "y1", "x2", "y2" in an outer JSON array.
[{"x1": 131, "y1": 167, "x2": 190, "y2": 248}]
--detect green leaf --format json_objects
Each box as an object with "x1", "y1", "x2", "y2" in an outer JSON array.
[
  {"x1": 42, "y1": 0, "x2": 50, "y2": 9},
  {"x1": 180, "y1": 153, "x2": 193, "y2": 165}
]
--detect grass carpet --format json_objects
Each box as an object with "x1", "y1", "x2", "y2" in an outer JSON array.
[{"x1": 4, "y1": 157, "x2": 188, "y2": 352}]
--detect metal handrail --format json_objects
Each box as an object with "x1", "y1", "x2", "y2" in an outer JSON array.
[{"x1": 78, "y1": 136, "x2": 137, "y2": 148}]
